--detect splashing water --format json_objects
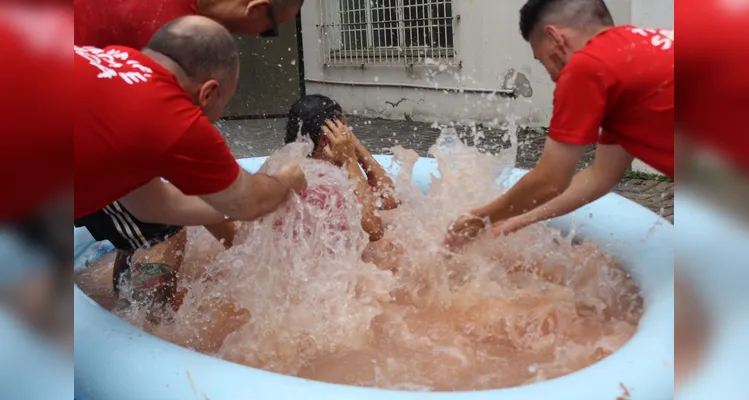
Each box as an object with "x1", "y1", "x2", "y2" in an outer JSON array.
[{"x1": 76, "y1": 132, "x2": 642, "y2": 391}]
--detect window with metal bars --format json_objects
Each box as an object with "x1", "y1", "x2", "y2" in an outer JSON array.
[{"x1": 319, "y1": 0, "x2": 455, "y2": 66}]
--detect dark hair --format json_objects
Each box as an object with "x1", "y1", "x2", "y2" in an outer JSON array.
[
  {"x1": 146, "y1": 16, "x2": 239, "y2": 85},
  {"x1": 519, "y1": 0, "x2": 614, "y2": 41},
  {"x1": 285, "y1": 95, "x2": 344, "y2": 147}
]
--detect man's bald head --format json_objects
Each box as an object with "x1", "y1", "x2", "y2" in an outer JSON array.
[{"x1": 146, "y1": 15, "x2": 239, "y2": 86}]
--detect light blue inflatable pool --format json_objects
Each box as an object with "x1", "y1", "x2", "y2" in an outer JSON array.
[{"x1": 74, "y1": 156, "x2": 674, "y2": 400}]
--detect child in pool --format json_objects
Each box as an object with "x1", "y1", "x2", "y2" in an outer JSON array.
[
  {"x1": 283, "y1": 95, "x2": 404, "y2": 272},
  {"x1": 283, "y1": 95, "x2": 399, "y2": 242}
]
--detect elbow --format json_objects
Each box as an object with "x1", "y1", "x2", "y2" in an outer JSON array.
[
  {"x1": 379, "y1": 196, "x2": 400, "y2": 211},
  {"x1": 362, "y1": 210, "x2": 384, "y2": 242},
  {"x1": 367, "y1": 225, "x2": 385, "y2": 242}
]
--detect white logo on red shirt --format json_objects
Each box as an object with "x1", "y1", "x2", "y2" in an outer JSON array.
[
  {"x1": 628, "y1": 28, "x2": 674, "y2": 51},
  {"x1": 74, "y1": 46, "x2": 154, "y2": 84}
]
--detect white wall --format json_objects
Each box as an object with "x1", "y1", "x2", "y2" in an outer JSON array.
[
  {"x1": 300, "y1": 0, "x2": 642, "y2": 126},
  {"x1": 632, "y1": 0, "x2": 674, "y2": 29}
]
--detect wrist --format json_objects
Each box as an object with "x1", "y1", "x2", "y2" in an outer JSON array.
[
  {"x1": 273, "y1": 174, "x2": 293, "y2": 192},
  {"x1": 469, "y1": 207, "x2": 491, "y2": 222}
]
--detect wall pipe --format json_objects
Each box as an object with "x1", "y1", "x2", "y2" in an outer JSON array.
[{"x1": 305, "y1": 78, "x2": 518, "y2": 98}]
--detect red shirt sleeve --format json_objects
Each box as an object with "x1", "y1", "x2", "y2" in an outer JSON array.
[
  {"x1": 598, "y1": 129, "x2": 621, "y2": 145},
  {"x1": 548, "y1": 54, "x2": 618, "y2": 145},
  {"x1": 159, "y1": 116, "x2": 241, "y2": 196}
]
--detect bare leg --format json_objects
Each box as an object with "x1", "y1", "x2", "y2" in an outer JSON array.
[{"x1": 124, "y1": 230, "x2": 188, "y2": 319}]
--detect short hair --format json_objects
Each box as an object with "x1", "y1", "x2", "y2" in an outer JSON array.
[
  {"x1": 519, "y1": 0, "x2": 614, "y2": 41},
  {"x1": 285, "y1": 95, "x2": 343, "y2": 147},
  {"x1": 146, "y1": 16, "x2": 239, "y2": 85}
]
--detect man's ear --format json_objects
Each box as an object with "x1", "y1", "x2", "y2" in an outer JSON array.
[
  {"x1": 198, "y1": 79, "x2": 220, "y2": 109},
  {"x1": 245, "y1": 0, "x2": 271, "y2": 16},
  {"x1": 545, "y1": 25, "x2": 568, "y2": 48}
]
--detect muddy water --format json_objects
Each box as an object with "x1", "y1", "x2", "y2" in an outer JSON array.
[{"x1": 75, "y1": 139, "x2": 642, "y2": 391}]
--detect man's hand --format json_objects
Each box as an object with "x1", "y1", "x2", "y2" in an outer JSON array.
[
  {"x1": 321, "y1": 119, "x2": 357, "y2": 166},
  {"x1": 276, "y1": 164, "x2": 307, "y2": 193},
  {"x1": 492, "y1": 215, "x2": 533, "y2": 237},
  {"x1": 444, "y1": 213, "x2": 488, "y2": 250}
]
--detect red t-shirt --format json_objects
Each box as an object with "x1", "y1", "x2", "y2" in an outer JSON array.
[
  {"x1": 677, "y1": 1, "x2": 749, "y2": 172},
  {"x1": 548, "y1": 25, "x2": 674, "y2": 178},
  {"x1": 74, "y1": 0, "x2": 198, "y2": 49},
  {"x1": 74, "y1": 45, "x2": 240, "y2": 219},
  {"x1": 0, "y1": 5, "x2": 73, "y2": 222}
]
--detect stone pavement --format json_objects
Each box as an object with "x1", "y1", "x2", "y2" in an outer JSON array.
[{"x1": 217, "y1": 116, "x2": 674, "y2": 223}]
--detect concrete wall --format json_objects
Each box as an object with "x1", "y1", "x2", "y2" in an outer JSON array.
[
  {"x1": 300, "y1": 0, "x2": 642, "y2": 126},
  {"x1": 632, "y1": 0, "x2": 674, "y2": 29},
  {"x1": 300, "y1": 0, "x2": 673, "y2": 175}
]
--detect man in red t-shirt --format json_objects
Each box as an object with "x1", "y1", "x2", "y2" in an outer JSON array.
[
  {"x1": 75, "y1": 0, "x2": 303, "y2": 50},
  {"x1": 75, "y1": 16, "x2": 306, "y2": 308},
  {"x1": 446, "y1": 0, "x2": 674, "y2": 246}
]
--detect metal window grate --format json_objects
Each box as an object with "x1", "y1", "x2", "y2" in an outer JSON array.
[{"x1": 319, "y1": 0, "x2": 455, "y2": 66}]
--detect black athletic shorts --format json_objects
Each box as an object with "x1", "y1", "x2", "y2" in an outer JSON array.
[{"x1": 74, "y1": 201, "x2": 183, "y2": 251}]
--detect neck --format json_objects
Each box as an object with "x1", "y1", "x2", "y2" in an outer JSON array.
[
  {"x1": 142, "y1": 49, "x2": 195, "y2": 92},
  {"x1": 569, "y1": 26, "x2": 612, "y2": 51}
]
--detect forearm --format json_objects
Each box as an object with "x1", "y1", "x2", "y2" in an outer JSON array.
[
  {"x1": 121, "y1": 180, "x2": 226, "y2": 226},
  {"x1": 346, "y1": 161, "x2": 384, "y2": 241},
  {"x1": 205, "y1": 171, "x2": 292, "y2": 221},
  {"x1": 473, "y1": 169, "x2": 567, "y2": 223},
  {"x1": 356, "y1": 144, "x2": 398, "y2": 209},
  {"x1": 522, "y1": 166, "x2": 620, "y2": 225}
]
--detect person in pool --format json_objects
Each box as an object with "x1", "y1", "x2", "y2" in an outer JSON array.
[{"x1": 284, "y1": 95, "x2": 399, "y2": 243}]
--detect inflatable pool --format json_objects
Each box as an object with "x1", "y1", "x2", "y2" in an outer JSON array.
[{"x1": 74, "y1": 156, "x2": 674, "y2": 400}]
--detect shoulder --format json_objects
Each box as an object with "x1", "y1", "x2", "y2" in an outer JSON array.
[{"x1": 76, "y1": 46, "x2": 205, "y2": 148}]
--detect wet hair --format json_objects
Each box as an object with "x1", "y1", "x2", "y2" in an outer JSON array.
[
  {"x1": 145, "y1": 16, "x2": 239, "y2": 86},
  {"x1": 519, "y1": 0, "x2": 614, "y2": 41},
  {"x1": 285, "y1": 95, "x2": 344, "y2": 147}
]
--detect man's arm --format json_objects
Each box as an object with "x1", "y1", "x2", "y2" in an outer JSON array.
[
  {"x1": 199, "y1": 165, "x2": 306, "y2": 222},
  {"x1": 120, "y1": 178, "x2": 226, "y2": 226},
  {"x1": 473, "y1": 138, "x2": 586, "y2": 222},
  {"x1": 156, "y1": 113, "x2": 307, "y2": 222},
  {"x1": 494, "y1": 144, "x2": 634, "y2": 234},
  {"x1": 444, "y1": 139, "x2": 585, "y2": 248}
]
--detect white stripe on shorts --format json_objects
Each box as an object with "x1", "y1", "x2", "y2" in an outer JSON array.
[
  {"x1": 102, "y1": 205, "x2": 140, "y2": 249},
  {"x1": 111, "y1": 201, "x2": 150, "y2": 248}
]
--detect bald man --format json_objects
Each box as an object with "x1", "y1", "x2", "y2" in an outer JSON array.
[
  {"x1": 75, "y1": 0, "x2": 304, "y2": 50},
  {"x1": 75, "y1": 16, "x2": 306, "y2": 310}
]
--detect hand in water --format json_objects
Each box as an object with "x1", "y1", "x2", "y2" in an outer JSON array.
[
  {"x1": 278, "y1": 164, "x2": 308, "y2": 193},
  {"x1": 321, "y1": 119, "x2": 357, "y2": 166},
  {"x1": 444, "y1": 213, "x2": 488, "y2": 250},
  {"x1": 492, "y1": 216, "x2": 532, "y2": 236}
]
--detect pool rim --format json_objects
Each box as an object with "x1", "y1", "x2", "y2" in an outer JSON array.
[{"x1": 74, "y1": 155, "x2": 674, "y2": 400}]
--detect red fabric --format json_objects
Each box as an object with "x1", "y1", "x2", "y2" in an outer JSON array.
[
  {"x1": 548, "y1": 25, "x2": 674, "y2": 178},
  {"x1": 676, "y1": 0, "x2": 749, "y2": 172},
  {"x1": 0, "y1": 5, "x2": 73, "y2": 221},
  {"x1": 272, "y1": 168, "x2": 352, "y2": 234},
  {"x1": 74, "y1": 45, "x2": 239, "y2": 219},
  {"x1": 74, "y1": 0, "x2": 198, "y2": 49}
]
